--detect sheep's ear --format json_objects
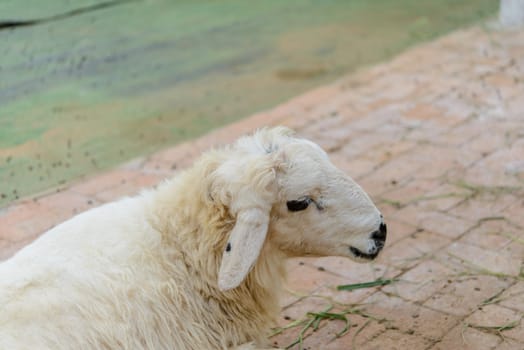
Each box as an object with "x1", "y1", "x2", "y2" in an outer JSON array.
[
  {"x1": 218, "y1": 207, "x2": 270, "y2": 291},
  {"x1": 214, "y1": 141, "x2": 284, "y2": 291}
]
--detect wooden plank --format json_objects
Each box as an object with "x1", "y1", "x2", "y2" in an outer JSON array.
[{"x1": 0, "y1": 0, "x2": 498, "y2": 206}]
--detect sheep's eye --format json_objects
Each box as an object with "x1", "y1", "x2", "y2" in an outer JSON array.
[{"x1": 286, "y1": 198, "x2": 311, "y2": 212}]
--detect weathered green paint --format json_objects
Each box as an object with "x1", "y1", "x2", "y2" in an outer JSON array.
[
  {"x1": 1, "y1": 0, "x2": 109, "y2": 19},
  {"x1": 0, "y1": 0, "x2": 497, "y2": 207}
]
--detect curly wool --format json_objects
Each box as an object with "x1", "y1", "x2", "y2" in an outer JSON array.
[{"x1": 0, "y1": 132, "x2": 288, "y2": 350}]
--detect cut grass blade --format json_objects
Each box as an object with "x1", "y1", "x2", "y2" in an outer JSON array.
[
  {"x1": 352, "y1": 319, "x2": 372, "y2": 350},
  {"x1": 307, "y1": 311, "x2": 351, "y2": 339},
  {"x1": 274, "y1": 305, "x2": 365, "y2": 350},
  {"x1": 337, "y1": 278, "x2": 398, "y2": 291},
  {"x1": 284, "y1": 305, "x2": 334, "y2": 349},
  {"x1": 462, "y1": 318, "x2": 522, "y2": 342},
  {"x1": 480, "y1": 289, "x2": 506, "y2": 306},
  {"x1": 466, "y1": 319, "x2": 521, "y2": 334}
]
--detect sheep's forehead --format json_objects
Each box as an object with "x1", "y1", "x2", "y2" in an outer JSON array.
[
  {"x1": 281, "y1": 141, "x2": 340, "y2": 186},
  {"x1": 236, "y1": 129, "x2": 328, "y2": 159},
  {"x1": 291, "y1": 139, "x2": 329, "y2": 159},
  {"x1": 283, "y1": 139, "x2": 331, "y2": 170}
]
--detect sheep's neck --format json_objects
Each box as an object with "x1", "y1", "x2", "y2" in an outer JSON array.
[{"x1": 150, "y1": 168, "x2": 287, "y2": 339}]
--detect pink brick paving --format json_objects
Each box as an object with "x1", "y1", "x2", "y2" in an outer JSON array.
[{"x1": 1, "y1": 26, "x2": 524, "y2": 349}]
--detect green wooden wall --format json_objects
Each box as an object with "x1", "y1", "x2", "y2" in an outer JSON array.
[{"x1": 0, "y1": 0, "x2": 497, "y2": 206}]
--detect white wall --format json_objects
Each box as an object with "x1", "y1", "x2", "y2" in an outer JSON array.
[{"x1": 500, "y1": 0, "x2": 524, "y2": 27}]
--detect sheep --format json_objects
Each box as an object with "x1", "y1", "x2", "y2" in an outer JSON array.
[{"x1": 0, "y1": 127, "x2": 386, "y2": 350}]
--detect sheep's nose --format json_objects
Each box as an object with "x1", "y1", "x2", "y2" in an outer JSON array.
[{"x1": 371, "y1": 222, "x2": 387, "y2": 243}]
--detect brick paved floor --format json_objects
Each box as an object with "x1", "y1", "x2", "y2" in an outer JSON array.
[{"x1": 1, "y1": 25, "x2": 523, "y2": 349}]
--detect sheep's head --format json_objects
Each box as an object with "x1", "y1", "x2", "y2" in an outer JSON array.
[{"x1": 213, "y1": 127, "x2": 386, "y2": 291}]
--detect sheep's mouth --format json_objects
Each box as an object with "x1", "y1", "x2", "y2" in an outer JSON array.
[{"x1": 349, "y1": 246, "x2": 379, "y2": 260}]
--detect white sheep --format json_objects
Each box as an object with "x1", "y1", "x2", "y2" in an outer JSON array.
[{"x1": 0, "y1": 127, "x2": 386, "y2": 350}]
